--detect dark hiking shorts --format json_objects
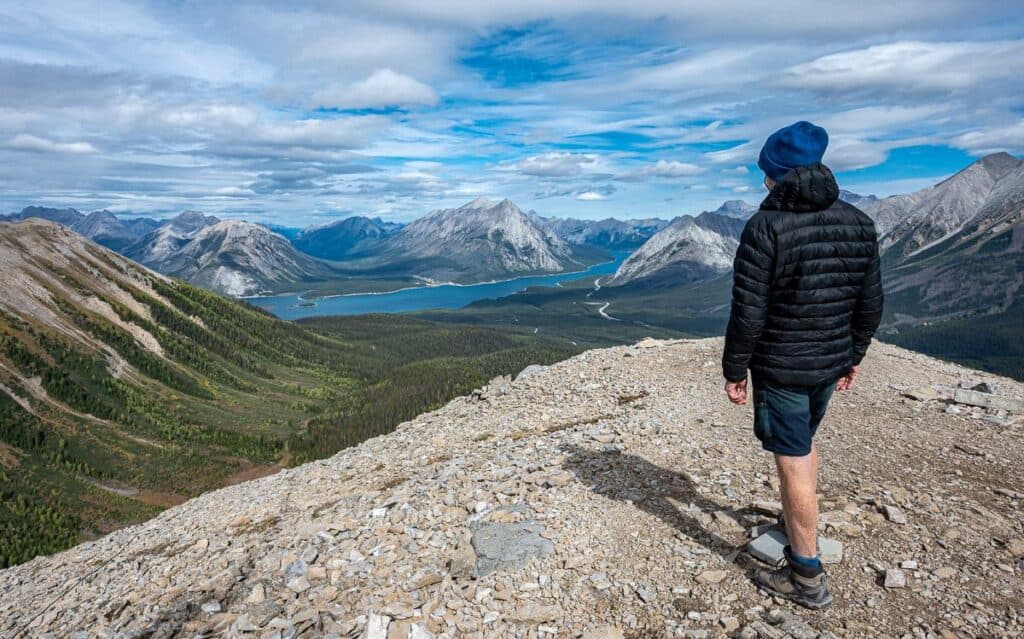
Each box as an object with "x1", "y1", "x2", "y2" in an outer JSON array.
[{"x1": 751, "y1": 375, "x2": 836, "y2": 457}]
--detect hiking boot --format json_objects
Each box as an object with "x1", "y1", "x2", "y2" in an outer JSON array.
[{"x1": 753, "y1": 546, "x2": 833, "y2": 610}]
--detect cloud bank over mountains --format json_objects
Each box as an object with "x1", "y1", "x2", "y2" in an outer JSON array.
[{"x1": 0, "y1": 0, "x2": 1022, "y2": 223}]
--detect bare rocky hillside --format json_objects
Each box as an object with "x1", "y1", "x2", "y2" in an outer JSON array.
[{"x1": 1, "y1": 338, "x2": 1022, "y2": 639}]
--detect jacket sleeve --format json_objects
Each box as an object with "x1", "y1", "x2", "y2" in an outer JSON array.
[
  {"x1": 851, "y1": 240, "x2": 883, "y2": 365},
  {"x1": 722, "y1": 215, "x2": 775, "y2": 382}
]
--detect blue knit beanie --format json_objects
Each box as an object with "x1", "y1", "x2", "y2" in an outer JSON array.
[{"x1": 758, "y1": 121, "x2": 829, "y2": 182}]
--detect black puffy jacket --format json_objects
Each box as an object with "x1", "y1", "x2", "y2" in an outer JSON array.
[{"x1": 722, "y1": 163, "x2": 883, "y2": 387}]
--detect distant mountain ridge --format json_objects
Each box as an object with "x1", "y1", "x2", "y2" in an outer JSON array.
[
  {"x1": 292, "y1": 216, "x2": 403, "y2": 260},
  {"x1": 536, "y1": 215, "x2": 670, "y2": 250},
  {"x1": 2, "y1": 206, "x2": 161, "y2": 251},
  {"x1": 124, "y1": 213, "x2": 337, "y2": 296},
  {"x1": 367, "y1": 197, "x2": 603, "y2": 283}
]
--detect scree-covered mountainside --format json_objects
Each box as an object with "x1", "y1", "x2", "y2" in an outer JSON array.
[{"x1": 2, "y1": 338, "x2": 1021, "y2": 638}]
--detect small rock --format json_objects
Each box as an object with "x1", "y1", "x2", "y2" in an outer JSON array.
[
  {"x1": 509, "y1": 603, "x2": 561, "y2": 623},
  {"x1": 387, "y1": 621, "x2": 411, "y2": 639},
  {"x1": 751, "y1": 501, "x2": 784, "y2": 517},
  {"x1": 903, "y1": 386, "x2": 938, "y2": 401},
  {"x1": 1006, "y1": 538, "x2": 1024, "y2": 556},
  {"x1": 245, "y1": 583, "x2": 266, "y2": 604},
  {"x1": 581, "y1": 625, "x2": 625, "y2": 639},
  {"x1": 996, "y1": 488, "x2": 1024, "y2": 500},
  {"x1": 233, "y1": 615, "x2": 257, "y2": 632},
  {"x1": 409, "y1": 625, "x2": 435, "y2": 639},
  {"x1": 405, "y1": 571, "x2": 444, "y2": 591},
  {"x1": 201, "y1": 601, "x2": 222, "y2": 614},
  {"x1": 884, "y1": 505, "x2": 908, "y2": 525},
  {"x1": 364, "y1": 613, "x2": 391, "y2": 639},
  {"x1": 285, "y1": 559, "x2": 308, "y2": 577},
  {"x1": 635, "y1": 584, "x2": 656, "y2": 603},
  {"x1": 747, "y1": 529, "x2": 842, "y2": 565},
  {"x1": 933, "y1": 566, "x2": 956, "y2": 579},
  {"x1": 695, "y1": 569, "x2": 728, "y2": 584},
  {"x1": 818, "y1": 537, "x2": 844, "y2": 564},
  {"x1": 884, "y1": 568, "x2": 907, "y2": 588},
  {"x1": 955, "y1": 444, "x2": 984, "y2": 457},
  {"x1": 287, "y1": 576, "x2": 311, "y2": 593}
]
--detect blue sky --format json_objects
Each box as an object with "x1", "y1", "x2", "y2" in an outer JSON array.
[{"x1": 1, "y1": 1, "x2": 1023, "y2": 225}]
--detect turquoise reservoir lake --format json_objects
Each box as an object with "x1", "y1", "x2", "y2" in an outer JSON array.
[{"x1": 247, "y1": 252, "x2": 628, "y2": 320}]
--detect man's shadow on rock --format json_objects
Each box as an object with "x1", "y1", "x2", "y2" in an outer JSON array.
[{"x1": 560, "y1": 444, "x2": 753, "y2": 563}]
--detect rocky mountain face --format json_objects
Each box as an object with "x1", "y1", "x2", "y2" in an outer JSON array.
[
  {"x1": 0, "y1": 218, "x2": 364, "y2": 567},
  {"x1": 164, "y1": 220, "x2": 334, "y2": 297},
  {"x1": 538, "y1": 216, "x2": 670, "y2": 250},
  {"x1": 876, "y1": 155, "x2": 1024, "y2": 324},
  {"x1": 125, "y1": 213, "x2": 335, "y2": 296},
  {"x1": 2, "y1": 206, "x2": 161, "y2": 251},
  {"x1": 292, "y1": 216, "x2": 403, "y2": 261},
  {"x1": 838, "y1": 190, "x2": 878, "y2": 209},
  {"x1": 378, "y1": 197, "x2": 595, "y2": 283},
  {"x1": 1, "y1": 337, "x2": 1021, "y2": 638},
  {"x1": 863, "y1": 152, "x2": 1024, "y2": 250},
  {"x1": 124, "y1": 210, "x2": 221, "y2": 266},
  {"x1": 608, "y1": 210, "x2": 745, "y2": 287},
  {"x1": 709, "y1": 200, "x2": 756, "y2": 219}
]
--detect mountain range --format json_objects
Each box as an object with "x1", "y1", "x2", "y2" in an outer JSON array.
[
  {"x1": 6, "y1": 153, "x2": 1021, "y2": 336},
  {"x1": 5, "y1": 198, "x2": 613, "y2": 295},
  {"x1": 1, "y1": 207, "x2": 161, "y2": 251},
  {"x1": 535, "y1": 215, "x2": 670, "y2": 250},
  {"x1": 602, "y1": 155, "x2": 1022, "y2": 320}
]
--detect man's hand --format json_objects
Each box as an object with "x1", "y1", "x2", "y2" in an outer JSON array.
[
  {"x1": 836, "y1": 365, "x2": 859, "y2": 391},
  {"x1": 724, "y1": 378, "x2": 748, "y2": 405}
]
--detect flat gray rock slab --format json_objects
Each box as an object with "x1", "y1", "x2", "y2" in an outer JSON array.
[
  {"x1": 746, "y1": 528, "x2": 843, "y2": 565},
  {"x1": 471, "y1": 520, "x2": 555, "y2": 577}
]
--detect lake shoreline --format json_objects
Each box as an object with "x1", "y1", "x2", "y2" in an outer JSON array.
[{"x1": 248, "y1": 253, "x2": 629, "y2": 320}]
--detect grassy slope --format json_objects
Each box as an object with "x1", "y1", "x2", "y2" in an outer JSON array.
[{"x1": 0, "y1": 276, "x2": 581, "y2": 567}]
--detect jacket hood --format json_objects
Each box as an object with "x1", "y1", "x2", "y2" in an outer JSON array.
[{"x1": 760, "y1": 163, "x2": 840, "y2": 213}]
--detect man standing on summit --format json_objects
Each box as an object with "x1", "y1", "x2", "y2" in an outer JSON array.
[{"x1": 722, "y1": 121, "x2": 883, "y2": 609}]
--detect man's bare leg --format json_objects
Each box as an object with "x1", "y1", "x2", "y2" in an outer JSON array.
[{"x1": 775, "y1": 442, "x2": 818, "y2": 558}]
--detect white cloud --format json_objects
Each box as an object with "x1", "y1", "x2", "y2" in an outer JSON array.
[
  {"x1": 4, "y1": 134, "x2": 97, "y2": 154},
  {"x1": 576, "y1": 191, "x2": 606, "y2": 201},
  {"x1": 952, "y1": 120, "x2": 1024, "y2": 155},
  {"x1": 312, "y1": 69, "x2": 439, "y2": 109},
  {"x1": 779, "y1": 40, "x2": 1024, "y2": 94},
  {"x1": 704, "y1": 142, "x2": 756, "y2": 165},
  {"x1": 504, "y1": 152, "x2": 603, "y2": 177},
  {"x1": 619, "y1": 160, "x2": 705, "y2": 180},
  {"x1": 818, "y1": 105, "x2": 948, "y2": 134},
  {"x1": 823, "y1": 136, "x2": 892, "y2": 172}
]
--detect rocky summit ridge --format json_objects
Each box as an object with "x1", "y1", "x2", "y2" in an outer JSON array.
[{"x1": 1, "y1": 338, "x2": 1023, "y2": 639}]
